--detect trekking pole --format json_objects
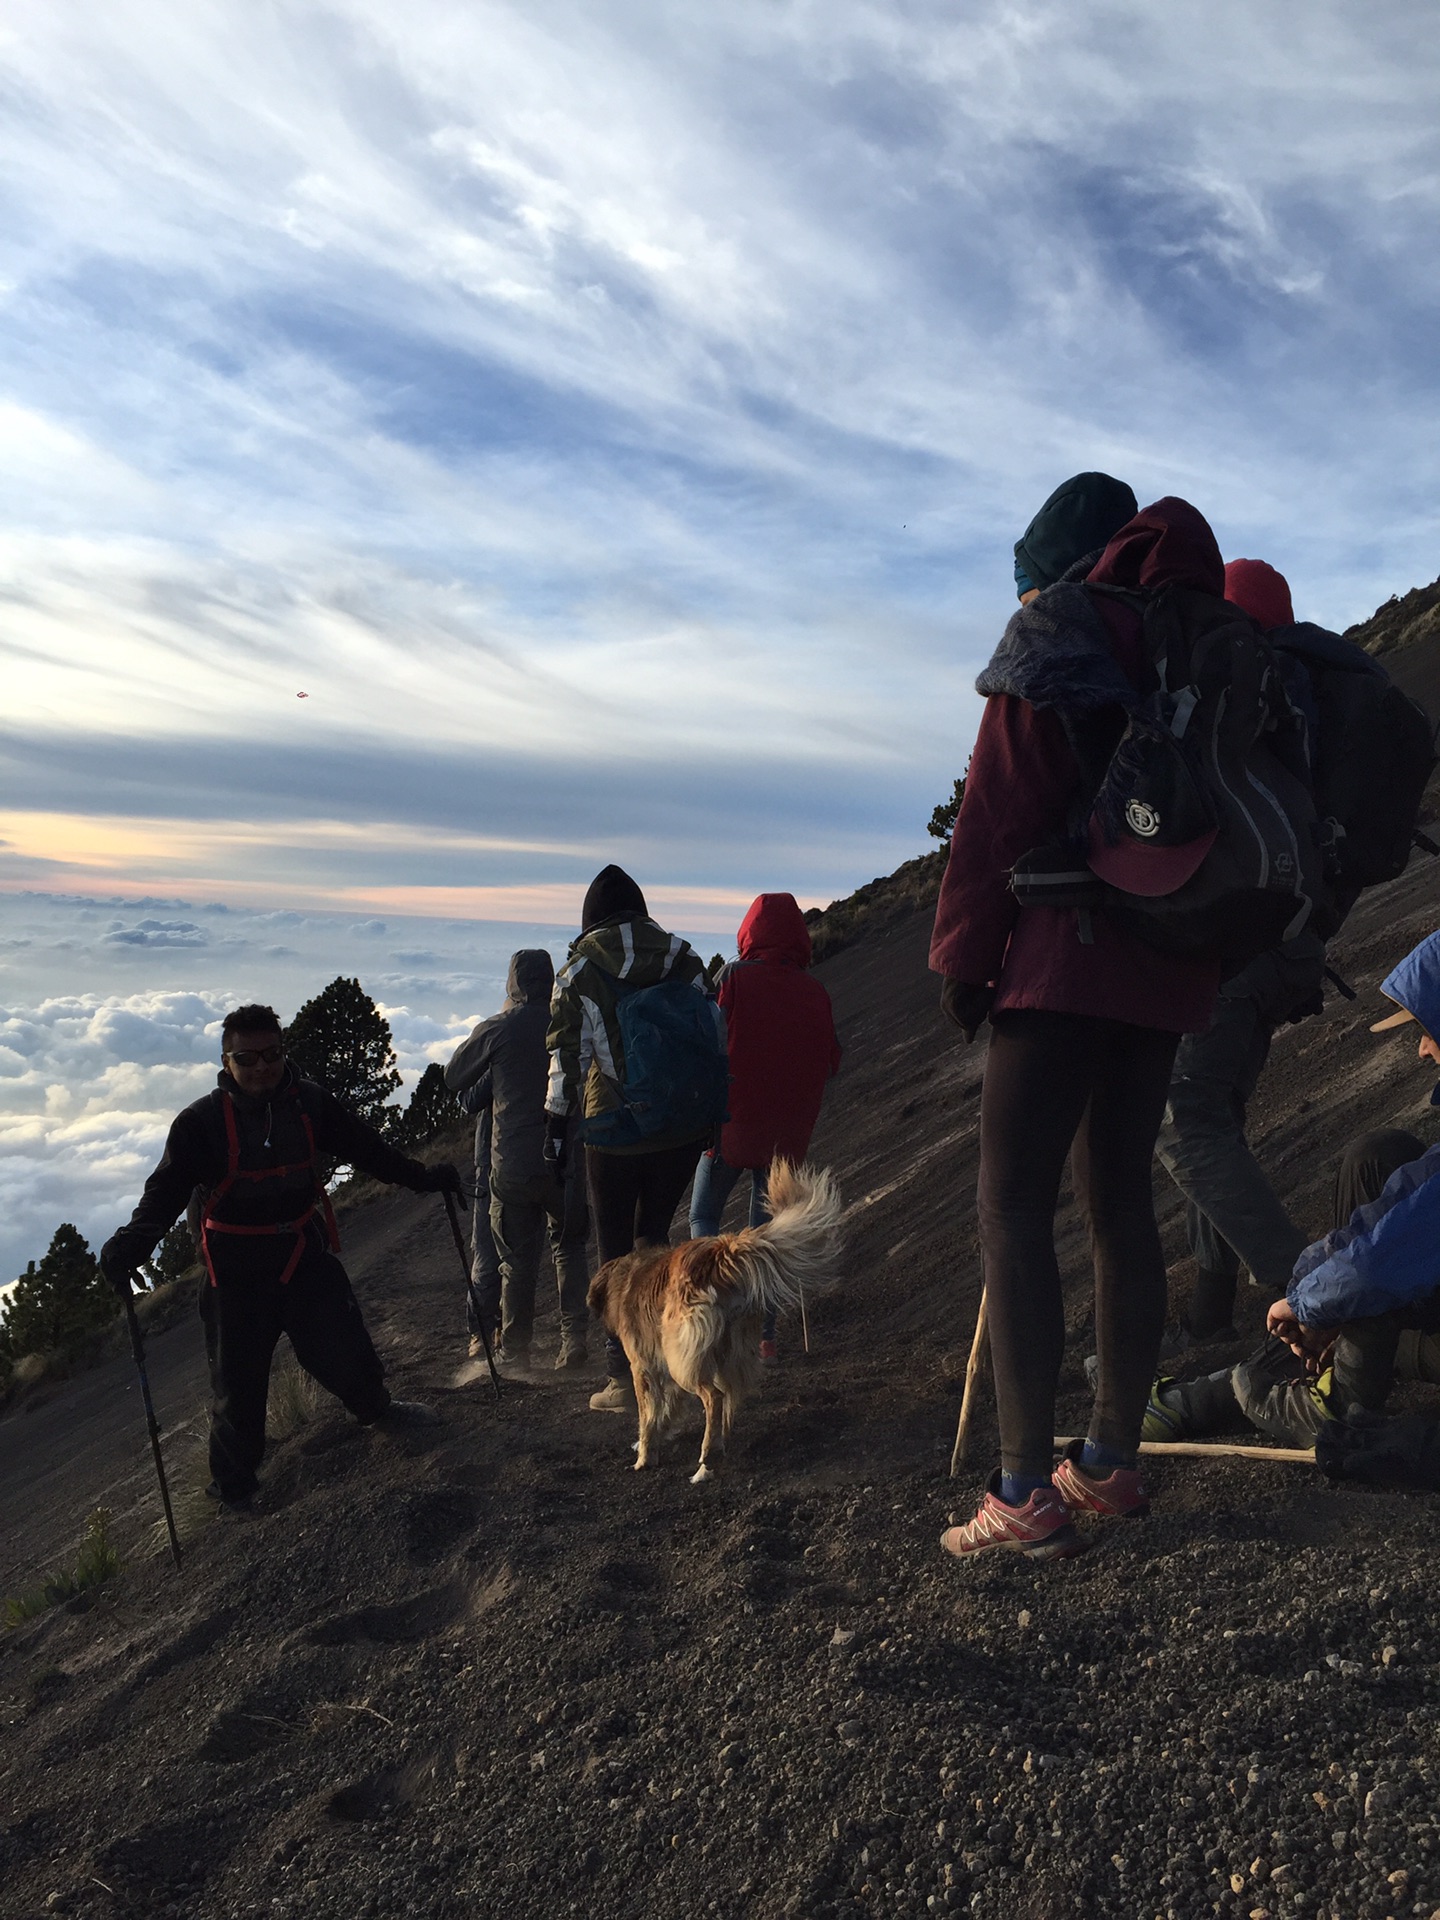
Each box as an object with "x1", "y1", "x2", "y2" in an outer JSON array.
[
  {"x1": 121, "y1": 1284, "x2": 182, "y2": 1569},
  {"x1": 798, "y1": 1283, "x2": 811, "y2": 1355},
  {"x1": 949, "y1": 1287, "x2": 989, "y2": 1477},
  {"x1": 442, "y1": 1189, "x2": 502, "y2": 1404}
]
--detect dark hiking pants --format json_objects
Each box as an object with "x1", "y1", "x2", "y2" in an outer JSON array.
[
  {"x1": 489, "y1": 1165, "x2": 591, "y2": 1354},
  {"x1": 1154, "y1": 941, "x2": 1325, "y2": 1325},
  {"x1": 199, "y1": 1244, "x2": 388, "y2": 1499},
  {"x1": 586, "y1": 1138, "x2": 707, "y2": 1379},
  {"x1": 467, "y1": 1164, "x2": 502, "y2": 1341},
  {"x1": 979, "y1": 1009, "x2": 1180, "y2": 1480},
  {"x1": 1177, "y1": 1127, "x2": 1433, "y2": 1447}
]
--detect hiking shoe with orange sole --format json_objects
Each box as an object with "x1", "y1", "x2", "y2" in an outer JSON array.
[
  {"x1": 1052, "y1": 1440, "x2": 1150, "y2": 1518},
  {"x1": 940, "y1": 1473, "x2": 1087, "y2": 1563}
]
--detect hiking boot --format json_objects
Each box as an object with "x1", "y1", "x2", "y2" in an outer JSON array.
[
  {"x1": 375, "y1": 1399, "x2": 442, "y2": 1428},
  {"x1": 205, "y1": 1480, "x2": 255, "y2": 1512},
  {"x1": 940, "y1": 1473, "x2": 1087, "y2": 1563},
  {"x1": 554, "y1": 1340, "x2": 588, "y2": 1370},
  {"x1": 495, "y1": 1344, "x2": 531, "y2": 1372},
  {"x1": 759, "y1": 1338, "x2": 778, "y2": 1365},
  {"x1": 1052, "y1": 1439, "x2": 1150, "y2": 1518},
  {"x1": 1141, "y1": 1376, "x2": 1186, "y2": 1443},
  {"x1": 589, "y1": 1377, "x2": 635, "y2": 1414}
]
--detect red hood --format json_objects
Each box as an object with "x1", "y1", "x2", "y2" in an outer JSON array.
[
  {"x1": 737, "y1": 893, "x2": 811, "y2": 967},
  {"x1": 1087, "y1": 495, "x2": 1225, "y2": 597}
]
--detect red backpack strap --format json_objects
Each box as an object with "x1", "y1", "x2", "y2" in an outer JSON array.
[{"x1": 200, "y1": 1092, "x2": 243, "y2": 1287}]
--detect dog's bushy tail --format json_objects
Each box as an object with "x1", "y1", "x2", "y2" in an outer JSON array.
[{"x1": 728, "y1": 1159, "x2": 843, "y2": 1319}]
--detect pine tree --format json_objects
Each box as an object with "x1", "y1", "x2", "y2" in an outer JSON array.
[
  {"x1": 284, "y1": 977, "x2": 401, "y2": 1129},
  {"x1": 391, "y1": 1063, "x2": 463, "y2": 1148},
  {"x1": 142, "y1": 1221, "x2": 197, "y2": 1289},
  {"x1": 927, "y1": 762, "x2": 971, "y2": 844},
  {"x1": 0, "y1": 1225, "x2": 117, "y2": 1363}
]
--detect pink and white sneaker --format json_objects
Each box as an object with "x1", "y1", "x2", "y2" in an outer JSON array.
[
  {"x1": 1052, "y1": 1439, "x2": 1150, "y2": 1518},
  {"x1": 940, "y1": 1473, "x2": 1087, "y2": 1563}
]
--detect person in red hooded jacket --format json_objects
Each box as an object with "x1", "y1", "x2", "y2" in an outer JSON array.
[
  {"x1": 689, "y1": 892, "x2": 842, "y2": 1359},
  {"x1": 932, "y1": 496, "x2": 1223, "y2": 1564}
]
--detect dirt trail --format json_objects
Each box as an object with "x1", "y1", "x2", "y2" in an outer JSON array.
[{"x1": 3, "y1": 859, "x2": 1440, "y2": 1920}]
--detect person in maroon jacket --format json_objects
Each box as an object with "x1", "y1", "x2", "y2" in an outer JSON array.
[
  {"x1": 934, "y1": 496, "x2": 1223, "y2": 1563},
  {"x1": 689, "y1": 893, "x2": 842, "y2": 1359}
]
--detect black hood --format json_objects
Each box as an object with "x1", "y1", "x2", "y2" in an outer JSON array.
[
  {"x1": 581, "y1": 864, "x2": 647, "y2": 932},
  {"x1": 506, "y1": 948, "x2": 556, "y2": 1007}
]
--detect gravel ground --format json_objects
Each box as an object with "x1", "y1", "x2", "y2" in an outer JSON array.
[{"x1": 3, "y1": 860, "x2": 1440, "y2": 1920}]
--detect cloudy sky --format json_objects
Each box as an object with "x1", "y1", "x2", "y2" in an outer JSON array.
[{"x1": 2, "y1": 2, "x2": 1439, "y2": 1287}]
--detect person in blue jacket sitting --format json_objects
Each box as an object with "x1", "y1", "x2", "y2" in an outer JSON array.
[{"x1": 1152, "y1": 929, "x2": 1440, "y2": 1446}]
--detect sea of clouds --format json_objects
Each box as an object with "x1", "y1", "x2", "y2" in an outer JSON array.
[{"x1": 0, "y1": 890, "x2": 721, "y2": 1301}]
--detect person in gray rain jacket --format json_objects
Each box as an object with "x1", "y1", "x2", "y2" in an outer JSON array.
[{"x1": 446, "y1": 950, "x2": 591, "y2": 1370}]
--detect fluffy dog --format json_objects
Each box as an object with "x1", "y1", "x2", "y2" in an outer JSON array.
[{"x1": 587, "y1": 1160, "x2": 843, "y2": 1483}]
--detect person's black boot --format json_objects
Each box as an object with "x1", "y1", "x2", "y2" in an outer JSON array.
[{"x1": 374, "y1": 1400, "x2": 442, "y2": 1428}]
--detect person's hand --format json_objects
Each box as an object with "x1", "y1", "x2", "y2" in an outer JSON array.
[
  {"x1": 99, "y1": 1237, "x2": 137, "y2": 1300},
  {"x1": 418, "y1": 1162, "x2": 465, "y2": 1199},
  {"x1": 1267, "y1": 1298, "x2": 1334, "y2": 1372},
  {"x1": 545, "y1": 1113, "x2": 571, "y2": 1178},
  {"x1": 940, "y1": 979, "x2": 995, "y2": 1042}
]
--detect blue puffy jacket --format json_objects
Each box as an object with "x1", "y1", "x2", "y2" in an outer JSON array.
[{"x1": 1289, "y1": 931, "x2": 1440, "y2": 1325}]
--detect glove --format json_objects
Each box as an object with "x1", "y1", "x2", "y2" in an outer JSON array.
[
  {"x1": 939, "y1": 978, "x2": 995, "y2": 1042},
  {"x1": 417, "y1": 1162, "x2": 465, "y2": 1199},
  {"x1": 99, "y1": 1236, "x2": 138, "y2": 1299},
  {"x1": 545, "y1": 1113, "x2": 571, "y2": 1178},
  {"x1": 1314, "y1": 1410, "x2": 1440, "y2": 1491}
]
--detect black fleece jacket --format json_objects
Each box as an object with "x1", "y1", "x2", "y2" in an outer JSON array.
[{"x1": 102, "y1": 1067, "x2": 429, "y2": 1273}]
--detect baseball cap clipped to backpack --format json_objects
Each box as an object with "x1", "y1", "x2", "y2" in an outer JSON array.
[{"x1": 1085, "y1": 723, "x2": 1218, "y2": 898}]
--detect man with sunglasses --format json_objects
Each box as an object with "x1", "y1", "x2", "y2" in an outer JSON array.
[{"x1": 101, "y1": 1003, "x2": 463, "y2": 1508}]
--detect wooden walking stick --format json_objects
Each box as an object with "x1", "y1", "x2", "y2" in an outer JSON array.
[
  {"x1": 1054, "y1": 1435, "x2": 1316, "y2": 1465},
  {"x1": 950, "y1": 1286, "x2": 989, "y2": 1477}
]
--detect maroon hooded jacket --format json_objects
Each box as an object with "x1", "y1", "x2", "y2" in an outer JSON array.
[
  {"x1": 717, "y1": 894, "x2": 842, "y2": 1167},
  {"x1": 929, "y1": 498, "x2": 1222, "y2": 1034}
]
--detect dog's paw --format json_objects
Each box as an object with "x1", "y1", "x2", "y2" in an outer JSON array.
[{"x1": 690, "y1": 1461, "x2": 712, "y2": 1485}]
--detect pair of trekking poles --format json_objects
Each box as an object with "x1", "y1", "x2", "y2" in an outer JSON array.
[{"x1": 123, "y1": 1188, "x2": 499, "y2": 1574}]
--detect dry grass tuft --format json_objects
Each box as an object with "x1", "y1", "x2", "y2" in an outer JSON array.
[{"x1": 266, "y1": 1360, "x2": 322, "y2": 1440}]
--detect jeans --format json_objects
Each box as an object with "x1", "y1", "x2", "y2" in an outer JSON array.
[
  {"x1": 489, "y1": 1165, "x2": 591, "y2": 1354},
  {"x1": 1155, "y1": 939, "x2": 1325, "y2": 1318},
  {"x1": 587, "y1": 1138, "x2": 707, "y2": 1378},
  {"x1": 979, "y1": 1009, "x2": 1180, "y2": 1479},
  {"x1": 690, "y1": 1151, "x2": 775, "y2": 1340},
  {"x1": 466, "y1": 1166, "x2": 503, "y2": 1340}
]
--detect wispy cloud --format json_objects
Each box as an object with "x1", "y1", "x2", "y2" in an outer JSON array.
[{"x1": 1, "y1": 3, "x2": 1438, "y2": 1278}]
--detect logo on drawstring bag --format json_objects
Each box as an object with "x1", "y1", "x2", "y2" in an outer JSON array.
[
  {"x1": 1125, "y1": 799, "x2": 1162, "y2": 838},
  {"x1": 1088, "y1": 718, "x2": 1217, "y2": 898}
]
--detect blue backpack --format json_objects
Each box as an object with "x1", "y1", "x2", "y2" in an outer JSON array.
[{"x1": 580, "y1": 980, "x2": 729, "y2": 1150}]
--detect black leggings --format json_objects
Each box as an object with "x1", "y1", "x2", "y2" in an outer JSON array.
[
  {"x1": 978, "y1": 1009, "x2": 1181, "y2": 1478},
  {"x1": 586, "y1": 1139, "x2": 706, "y2": 1376}
]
